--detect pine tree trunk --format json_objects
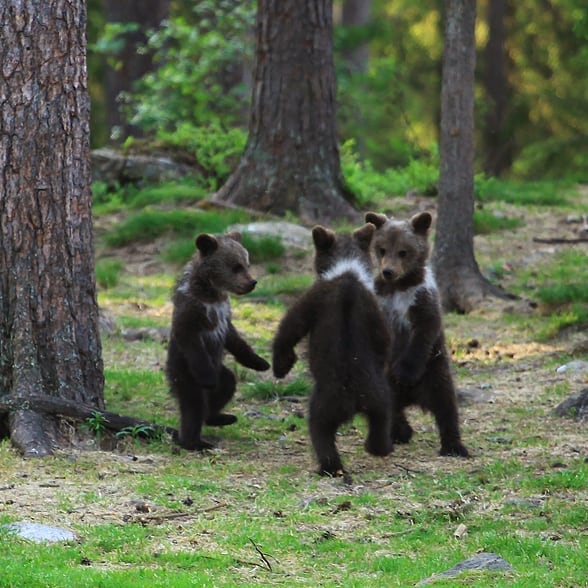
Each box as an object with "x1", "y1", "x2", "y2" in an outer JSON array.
[
  {"x1": 432, "y1": 0, "x2": 509, "y2": 312},
  {"x1": 214, "y1": 0, "x2": 357, "y2": 224},
  {"x1": 0, "y1": 0, "x2": 104, "y2": 456},
  {"x1": 482, "y1": 0, "x2": 513, "y2": 176}
]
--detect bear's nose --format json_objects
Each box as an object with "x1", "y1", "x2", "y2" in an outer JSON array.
[
  {"x1": 249, "y1": 279, "x2": 257, "y2": 289},
  {"x1": 382, "y1": 268, "x2": 394, "y2": 280}
]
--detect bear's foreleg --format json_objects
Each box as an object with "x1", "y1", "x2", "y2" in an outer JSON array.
[{"x1": 225, "y1": 323, "x2": 270, "y2": 371}]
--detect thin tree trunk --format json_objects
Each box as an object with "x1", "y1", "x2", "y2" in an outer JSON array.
[
  {"x1": 102, "y1": 0, "x2": 170, "y2": 141},
  {"x1": 482, "y1": 0, "x2": 513, "y2": 176},
  {"x1": 0, "y1": 0, "x2": 104, "y2": 456},
  {"x1": 432, "y1": 0, "x2": 510, "y2": 312},
  {"x1": 342, "y1": 0, "x2": 371, "y2": 74},
  {"x1": 214, "y1": 0, "x2": 357, "y2": 224}
]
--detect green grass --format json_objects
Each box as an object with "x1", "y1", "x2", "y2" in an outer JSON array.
[
  {"x1": 475, "y1": 177, "x2": 571, "y2": 207},
  {"x1": 95, "y1": 258, "x2": 124, "y2": 289},
  {"x1": 103, "y1": 209, "x2": 249, "y2": 248},
  {"x1": 473, "y1": 209, "x2": 524, "y2": 235}
]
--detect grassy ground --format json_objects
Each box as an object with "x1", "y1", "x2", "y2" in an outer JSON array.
[{"x1": 0, "y1": 184, "x2": 586, "y2": 587}]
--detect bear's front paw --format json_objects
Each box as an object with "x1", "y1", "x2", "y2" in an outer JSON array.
[
  {"x1": 251, "y1": 356, "x2": 270, "y2": 372},
  {"x1": 272, "y1": 350, "x2": 297, "y2": 378}
]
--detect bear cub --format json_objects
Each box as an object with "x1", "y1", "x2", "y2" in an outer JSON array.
[
  {"x1": 365, "y1": 211, "x2": 469, "y2": 457},
  {"x1": 166, "y1": 231, "x2": 269, "y2": 450},
  {"x1": 272, "y1": 224, "x2": 393, "y2": 476}
]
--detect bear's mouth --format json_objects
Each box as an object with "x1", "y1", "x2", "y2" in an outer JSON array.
[{"x1": 234, "y1": 280, "x2": 257, "y2": 295}]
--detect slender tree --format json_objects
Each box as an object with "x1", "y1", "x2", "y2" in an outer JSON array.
[
  {"x1": 0, "y1": 0, "x2": 104, "y2": 455},
  {"x1": 102, "y1": 0, "x2": 170, "y2": 141},
  {"x1": 432, "y1": 0, "x2": 508, "y2": 312},
  {"x1": 214, "y1": 0, "x2": 356, "y2": 223},
  {"x1": 482, "y1": 0, "x2": 513, "y2": 176}
]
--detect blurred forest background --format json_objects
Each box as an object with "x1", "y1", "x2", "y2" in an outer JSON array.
[{"x1": 87, "y1": 0, "x2": 588, "y2": 188}]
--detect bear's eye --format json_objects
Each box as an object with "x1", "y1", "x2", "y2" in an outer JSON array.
[
  {"x1": 232, "y1": 263, "x2": 244, "y2": 273},
  {"x1": 398, "y1": 250, "x2": 408, "y2": 258}
]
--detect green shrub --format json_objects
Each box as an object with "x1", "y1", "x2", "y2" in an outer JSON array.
[
  {"x1": 475, "y1": 177, "x2": 571, "y2": 207},
  {"x1": 241, "y1": 234, "x2": 285, "y2": 263},
  {"x1": 473, "y1": 209, "x2": 524, "y2": 235},
  {"x1": 95, "y1": 258, "x2": 124, "y2": 289}
]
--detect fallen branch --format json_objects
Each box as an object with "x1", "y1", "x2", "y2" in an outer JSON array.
[
  {"x1": 0, "y1": 393, "x2": 176, "y2": 438},
  {"x1": 533, "y1": 237, "x2": 588, "y2": 244}
]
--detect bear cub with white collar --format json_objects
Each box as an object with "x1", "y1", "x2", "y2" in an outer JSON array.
[
  {"x1": 365, "y1": 211, "x2": 469, "y2": 457},
  {"x1": 272, "y1": 224, "x2": 393, "y2": 476},
  {"x1": 166, "y1": 232, "x2": 270, "y2": 450}
]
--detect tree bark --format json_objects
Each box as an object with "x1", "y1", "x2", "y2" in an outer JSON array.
[
  {"x1": 482, "y1": 0, "x2": 513, "y2": 176},
  {"x1": 214, "y1": 0, "x2": 357, "y2": 224},
  {"x1": 0, "y1": 0, "x2": 104, "y2": 456},
  {"x1": 102, "y1": 0, "x2": 171, "y2": 141},
  {"x1": 432, "y1": 0, "x2": 509, "y2": 312}
]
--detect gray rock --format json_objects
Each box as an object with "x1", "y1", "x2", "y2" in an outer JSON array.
[
  {"x1": 553, "y1": 388, "x2": 588, "y2": 422},
  {"x1": 3, "y1": 521, "x2": 76, "y2": 543},
  {"x1": 92, "y1": 148, "x2": 195, "y2": 187},
  {"x1": 457, "y1": 387, "x2": 496, "y2": 405},
  {"x1": 229, "y1": 221, "x2": 312, "y2": 250},
  {"x1": 556, "y1": 360, "x2": 588, "y2": 374},
  {"x1": 417, "y1": 552, "x2": 514, "y2": 584}
]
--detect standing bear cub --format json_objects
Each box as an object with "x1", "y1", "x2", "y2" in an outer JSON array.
[
  {"x1": 365, "y1": 211, "x2": 469, "y2": 457},
  {"x1": 272, "y1": 224, "x2": 394, "y2": 476},
  {"x1": 166, "y1": 231, "x2": 270, "y2": 450}
]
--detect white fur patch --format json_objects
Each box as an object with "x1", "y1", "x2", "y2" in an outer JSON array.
[
  {"x1": 380, "y1": 266, "x2": 437, "y2": 329},
  {"x1": 321, "y1": 258, "x2": 375, "y2": 293},
  {"x1": 203, "y1": 300, "x2": 231, "y2": 345}
]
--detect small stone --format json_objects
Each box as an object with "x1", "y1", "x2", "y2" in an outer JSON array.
[
  {"x1": 417, "y1": 552, "x2": 514, "y2": 584},
  {"x1": 3, "y1": 521, "x2": 76, "y2": 543}
]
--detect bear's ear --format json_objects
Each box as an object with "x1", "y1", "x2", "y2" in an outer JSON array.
[
  {"x1": 195, "y1": 233, "x2": 219, "y2": 256},
  {"x1": 353, "y1": 223, "x2": 375, "y2": 251},
  {"x1": 411, "y1": 212, "x2": 432, "y2": 235},
  {"x1": 312, "y1": 225, "x2": 336, "y2": 251},
  {"x1": 365, "y1": 211, "x2": 388, "y2": 228},
  {"x1": 225, "y1": 231, "x2": 242, "y2": 244}
]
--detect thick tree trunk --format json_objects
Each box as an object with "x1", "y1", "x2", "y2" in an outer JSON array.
[
  {"x1": 432, "y1": 0, "x2": 509, "y2": 312},
  {"x1": 0, "y1": 0, "x2": 104, "y2": 456},
  {"x1": 214, "y1": 0, "x2": 357, "y2": 224},
  {"x1": 482, "y1": 0, "x2": 513, "y2": 176},
  {"x1": 102, "y1": 0, "x2": 170, "y2": 141}
]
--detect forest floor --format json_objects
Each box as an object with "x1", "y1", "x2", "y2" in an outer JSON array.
[{"x1": 1, "y1": 186, "x2": 586, "y2": 586}]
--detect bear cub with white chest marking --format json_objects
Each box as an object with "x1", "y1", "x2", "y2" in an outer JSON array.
[
  {"x1": 272, "y1": 224, "x2": 394, "y2": 476},
  {"x1": 166, "y1": 232, "x2": 270, "y2": 450},
  {"x1": 365, "y1": 211, "x2": 469, "y2": 457}
]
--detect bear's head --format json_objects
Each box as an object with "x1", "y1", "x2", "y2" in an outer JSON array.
[
  {"x1": 364, "y1": 211, "x2": 432, "y2": 285},
  {"x1": 195, "y1": 231, "x2": 257, "y2": 295},
  {"x1": 311, "y1": 223, "x2": 375, "y2": 278}
]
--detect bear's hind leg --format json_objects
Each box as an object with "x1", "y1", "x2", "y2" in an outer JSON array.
[
  {"x1": 309, "y1": 391, "x2": 346, "y2": 476},
  {"x1": 206, "y1": 365, "x2": 237, "y2": 426},
  {"x1": 364, "y1": 389, "x2": 394, "y2": 456},
  {"x1": 392, "y1": 410, "x2": 414, "y2": 444},
  {"x1": 174, "y1": 381, "x2": 213, "y2": 451}
]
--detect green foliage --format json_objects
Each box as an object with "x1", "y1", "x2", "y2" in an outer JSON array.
[
  {"x1": 103, "y1": 209, "x2": 249, "y2": 248},
  {"x1": 122, "y1": 3, "x2": 254, "y2": 185},
  {"x1": 473, "y1": 209, "x2": 524, "y2": 235},
  {"x1": 83, "y1": 411, "x2": 109, "y2": 440},
  {"x1": 341, "y1": 140, "x2": 439, "y2": 206},
  {"x1": 95, "y1": 258, "x2": 124, "y2": 289},
  {"x1": 241, "y1": 234, "x2": 285, "y2": 263},
  {"x1": 242, "y1": 377, "x2": 311, "y2": 401},
  {"x1": 476, "y1": 177, "x2": 571, "y2": 207}
]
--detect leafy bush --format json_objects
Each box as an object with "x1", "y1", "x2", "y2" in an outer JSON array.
[
  {"x1": 473, "y1": 210, "x2": 524, "y2": 235},
  {"x1": 95, "y1": 259, "x2": 124, "y2": 289},
  {"x1": 475, "y1": 177, "x2": 571, "y2": 207}
]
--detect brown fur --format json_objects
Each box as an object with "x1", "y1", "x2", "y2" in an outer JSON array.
[
  {"x1": 166, "y1": 232, "x2": 269, "y2": 450},
  {"x1": 272, "y1": 224, "x2": 393, "y2": 476},
  {"x1": 365, "y1": 211, "x2": 469, "y2": 457}
]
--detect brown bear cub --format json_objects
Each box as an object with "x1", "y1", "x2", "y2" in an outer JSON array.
[
  {"x1": 365, "y1": 211, "x2": 469, "y2": 457},
  {"x1": 272, "y1": 224, "x2": 394, "y2": 476},
  {"x1": 166, "y1": 232, "x2": 270, "y2": 450}
]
